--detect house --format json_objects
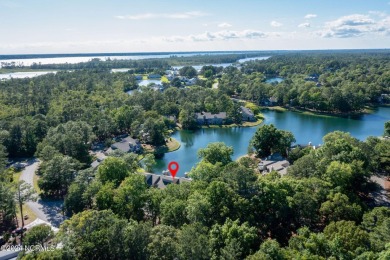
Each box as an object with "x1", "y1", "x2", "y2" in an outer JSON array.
[
  {"x1": 258, "y1": 160, "x2": 290, "y2": 175},
  {"x1": 185, "y1": 78, "x2": 197, "y2": 86},
  {"x1": 143, "y1": 173, "x2": 191, "y2": 189},
  {"x1": 240, "y1": 106, "x2": 255, "y2": 122},
  {"x1": 196, "y1": 112, "x2": 227, "y2": 125},
  {"x1": 109, "y1": 136, "x2": 143, "y2": 154},
  {"x1": 258, "y1": 152, "x2": 290, "y2": 175},
  {"x1": 261, "y1": 97, "x2": 278, "y2": 106},
  {"x1": 134, "y1": 75, "x2": 143, "y2": 80},
  {"x1": 379, "y1": 94, "x2": 390, "y2": 104}
]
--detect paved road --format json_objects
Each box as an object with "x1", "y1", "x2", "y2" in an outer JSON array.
[
  {"x1": 371, "y1": 175, "x2": 390, "y2": 207},
  {"x1": 19, "y1": 159, "x2": 67, "y2": 228}
]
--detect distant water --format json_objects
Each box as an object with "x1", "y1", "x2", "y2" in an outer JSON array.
[
  {"x1": 111, "y1": 68, "x2": 131, "y2": 73},
  {"x1": 266, "y1": 77, "x2": 284, "y2": 84},
  {"x1": 172, "y1": 63, "x2": 235, "y2": 71},
  {"x1": 138, "y1": 79, "x2": 162, "y2": 86},
  {"x1": 0, "y1": 71, "x2": 56, "y2": 80},
  {"x1": 238, "y1": 56, "x2": 270, "y2": 63},
  {"x1": 0, "y1": 51, "x2": 268, "y2": 68}
]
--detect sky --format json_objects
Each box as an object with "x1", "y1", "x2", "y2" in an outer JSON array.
[{"x1": 1, "y1": 0, "x2": 390, "y2": 54}]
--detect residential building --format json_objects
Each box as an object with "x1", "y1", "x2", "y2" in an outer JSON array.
[
  {"x1": 109, "y1": 136, "x2": 143, "y2": 154},
  {"x1": 196, "y1": 112, "x2": 227, "y2": 125},
  {"x1": 240, "y1": 106, "x2": 256, "y2": 122}
]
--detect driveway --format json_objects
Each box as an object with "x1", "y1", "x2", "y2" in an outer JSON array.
[
  {"x1": 19, "y1": 159, "x2": 67, "y2": 228},
  {"x1": 371, "y1": 175, "x2": 390, "y2": 207}
]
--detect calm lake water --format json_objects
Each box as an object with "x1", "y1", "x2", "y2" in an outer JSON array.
[
  {"x1": 265, "y1": 77, "x2": 283, "y2": 84},
  {"x1": 0, "y1": 71, "x2": 56, "y2": 80},
  {"x1": 154, "y1": 107, "x2": 390, "y2": 176},
  {"x1": 0, "y1": 52, "x2": 264, "y2": 68},
  {"x1": 138, "y1": 79, "x2": 161, "y2": 86}
]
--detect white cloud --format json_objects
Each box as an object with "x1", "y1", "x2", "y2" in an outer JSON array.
[
  {"x1": 115, "y1": 11, "x2": 208, "y2": 20},
  {"x1": 218, "y1": 22, "x2": 232, "y2": 28},
  {"x1": 304, "y1": 14, "x2": 317, "y2": 19},
  {"x1": 369, "y1": 11, "x2": 387, "y2": 17},
  {"x1": 163, "y1": 29, "x2": 277, "y2": 43},
  {"x1": 270, "y1": 21, "x2": 283, "y2": 27},
  {"x1": 318, "y1": 14, "x2": 390, "y2": 38},
  {"x1": 298, "y1": 23, "x2": 311, "y2": 28}
]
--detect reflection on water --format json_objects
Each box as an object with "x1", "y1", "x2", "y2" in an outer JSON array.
[{"x1": 154, "y1": 107, "x2": 390, "y2": 176}]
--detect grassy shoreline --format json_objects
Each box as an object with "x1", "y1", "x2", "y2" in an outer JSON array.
[
  {"x1": 261, "y1": 105, "x2": 386, "y2": 118},
  {"x1": 200, "y1": 117, "x2": 264, "y2": 129},
  {"x1": 166, "y1": 137, "x2": 181, "y2": 152}
]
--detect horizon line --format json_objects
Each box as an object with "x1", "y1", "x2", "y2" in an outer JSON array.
[{"x1": 1, "y1": 48, "x2": 390, "y2": 59}]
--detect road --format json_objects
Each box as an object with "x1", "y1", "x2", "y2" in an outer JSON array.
[
  {"x1": 19, "y1": 159, "x2": 67, "y2": 228},
  {"x1": 371, "y1": 175, "x2": 390, "y2": 207}
]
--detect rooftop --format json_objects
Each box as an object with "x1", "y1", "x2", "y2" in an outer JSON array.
[{"x1": 196, "y1": 111, "x2": 227, "y2": 120}]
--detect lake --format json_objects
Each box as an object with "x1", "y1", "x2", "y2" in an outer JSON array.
[
  {"x1": 154, "y1": 107, "x2": 390, "y2": 176},
  {"x1": 0, "y1": 71, "x2": 56, "y2": 80},
  {"x1": 138, "y1": 79, "x2": 162, "y2": 86},
  {"x1": 266, "y1": 77, "x2": 283, "y2": 84},
  {"x1": 0, "y1": 51, "x2": 267, "y2": 68}
]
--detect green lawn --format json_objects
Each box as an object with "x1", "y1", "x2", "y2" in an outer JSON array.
[{"x1": 166, "y1": 137, "x2": 181, "y2": 152}]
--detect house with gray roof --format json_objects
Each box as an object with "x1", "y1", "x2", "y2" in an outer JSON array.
[
  {"x1": 143, "y1": 173, "x2": 190, "y2": 189},
  {"x1": 240, "y1": 106, "x2": 255, "y2": 122},
  {"x1": 110, "y1": 136, "x2": 143, "y2": 154},
  {"x1": 196, "y1": 112, "x2": 227, "y2": 125}
]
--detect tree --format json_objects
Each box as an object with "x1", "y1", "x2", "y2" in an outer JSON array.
[
  {"x1": 143, "y1": 154, "x2": 156, "y2": 173},
  {"x1": 64, "y1": 168, "x2": 94, "y2": 216},
  {"x1": 205, "y1": 181, "x2": 242, "y2": 224},
  {"x1": 186, "y1": 191, "x2": 212, "y2": 226},
  {"x1": 139, "y1": 117, "x2": 166, "y2": 146},
  {"x1": 0, "y1": 182, "x2": 16, "y2": 230},
  {"x1": 38, "y1": 121, "x2": 95, "y2": 164},
  {"x1": 324, "y1": 220, "x2": 370, "y2": 259},
  {"x1": 114, "y1": 174, "x2": 147, "y2": 221},
  {"x1": 385, "y1": 121, "x2": 390, "y2": 136},
  {"x1": 361, "y1": 207, "x2": 390, "y2": 252},
  {"x1": 38, "y1": 155, "x2": 81, "y2": 197},
  {"x1": 160, "y1": 198, "x2": 187, "y2": 227},
  {"x1": 251, "y1": 124, "x2": 295, "y2": 157},
  {"x1": 323, "y1": 161, "x2": 353, "y2": 190},
  {"x1": 179, "y1": 66, "x2": 197, "y2": 78},
  {"x1": 24, "y1": 224, "x2": 53, "y2": 248},
  {"x1": 178, "y1": 223, "x2": 210, "y2": 260},
  {"x1": 14, "y1": 181, "x2": 36, "y2": 243},
  {"x1": 58, "y1": 210, "x2": 127, "y2": 260},
  {"x1": 319, "y1": 192, "x2": 362, "y2": 223},
  {"x1": 97, "y1": 157, "x2": 129, "y2": 186},
  {"x1": 179, "y1": 109, "x2": 197, "y2": 130},
  {"x1": 0, "y1": 144, "x2": 7, "y2": 175},
  {"x1": 198, "y1": 142, "x2": 234, "y2": 166},
  {"x1": 147, "y1": 225, "x2": 180, "y2": 260},
  {"x1": 209, "y1": 218, "x2": 257, "y2": 259},
  {"x1": 247, "y1": 240, "x2": 284, "y2": 260},
  {"x1": 145, "y1": 188, "x2": 164, "y2": 226},
  {"x1": 123, "y1": 221, "x2": 152, "y2": 260},
  {"x1": 95, "y1": 182, "x2": 116, "y2": 211}
]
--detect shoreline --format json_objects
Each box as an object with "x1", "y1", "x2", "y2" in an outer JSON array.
[
  {"x1": 261, "y1": 105, "x2": 388, "y2": 119},
  {"x1": 200, "y1": 118, "x2": 264, "y2": 129}
]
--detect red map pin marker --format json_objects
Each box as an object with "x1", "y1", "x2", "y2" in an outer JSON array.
[{"x1": 168, "y1": 161, "x2": 179, "y2": 179}]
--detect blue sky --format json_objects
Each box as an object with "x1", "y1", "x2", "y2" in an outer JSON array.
[{"x1": 1, "y1": 0, "x2": 390, "y2": 54}]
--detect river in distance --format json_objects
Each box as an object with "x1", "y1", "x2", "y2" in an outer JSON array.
[{"x1": 154, "y1": 106, "x2": 390, "y2": 176}]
